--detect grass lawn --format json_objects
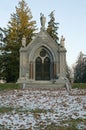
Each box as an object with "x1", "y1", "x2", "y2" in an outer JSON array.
[
  {"x1": 0, "y1": 83, "x2": 20, "y2": 91},
  {"x1": 0, "y1": 83, "x2": 85, "y2": 130},
  {"x1": 0, "y1": 107, "x2": 85, "y2": 130},
  {"x1": 72, "y1": 83, "x2": 86, "y2": 89},
  {"x1": 44, "y1": 118, "x2": 86, "y2": 130},
  {"x1": 0, "y1": 83, "x2": 86, "y2": 91}
]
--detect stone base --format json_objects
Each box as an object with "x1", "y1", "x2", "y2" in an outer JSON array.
[{"x1": 17, "y1": 77, "x2": 67, "y2": 89}]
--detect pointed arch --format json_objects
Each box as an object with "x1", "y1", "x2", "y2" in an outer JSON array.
[{"x1": 35, "y1": 56, "x2": 50, "y2": 80}]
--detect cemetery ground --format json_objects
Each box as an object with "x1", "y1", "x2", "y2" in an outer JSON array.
[{"x1": 0, "y1": 83, "x2": 86, "y2": 130}]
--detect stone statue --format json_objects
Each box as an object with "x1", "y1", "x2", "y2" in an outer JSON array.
[
  {"x1": 60, "y1": 35, "x2": 65, "y2": 47},
  {"x1": 40, "y1": 13, "x2": 46, "y2": 29},
  {"x1": 22, "y1": 35, "x2": 26, "y2": 47}
]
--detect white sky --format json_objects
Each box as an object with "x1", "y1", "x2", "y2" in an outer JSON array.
[{"x1": 0, "y1": 0, "x2": 86, "y2": 67}]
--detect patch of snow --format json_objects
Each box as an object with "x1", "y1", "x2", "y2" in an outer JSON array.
[{"x1": 0, "y1": 89, "x2": 85, "y2": 129}]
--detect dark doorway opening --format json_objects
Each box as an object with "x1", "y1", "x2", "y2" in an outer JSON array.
[{"x1": 35, "y1": 57, "x2": 50, "y2": 80}]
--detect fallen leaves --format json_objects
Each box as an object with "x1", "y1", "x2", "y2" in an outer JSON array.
[{"x1": 0, "y1": 88, "x2": 85, "y2": 129}]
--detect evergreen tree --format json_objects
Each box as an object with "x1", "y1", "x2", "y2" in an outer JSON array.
[
  {"x1": 7, "y1": 0, "x2": 36, "y2": 47},
  {"x1": 74, "y1": 52, "x2": 86, "y2": 83},
  {"x1": 0, "y1": 28, "x2": 3, "y2": 42},
  {"x1": 0, "y1": 0, "x2": 37, "y2": 82},
  {"x1": 47, "y1": 11, "x2": 59, "y2": 43}
]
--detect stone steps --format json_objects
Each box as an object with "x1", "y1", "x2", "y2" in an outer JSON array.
[{"x1": 20, "y1": 82, "x2": 66, "y2": 90}]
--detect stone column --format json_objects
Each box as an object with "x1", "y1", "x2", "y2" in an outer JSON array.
[
  {"x1": 60, "y1": 51, "x2": 66, "y2": 77},
  {"x1": 20, "y1": 51, "x2": 27, "y2": 78},
  {"x1": 54, "y1": 62, "x2": 56, "y2": 78},
  {"x1": 29, "y1": 62, "x2": 33, "y2": 79},
  {"x1": 51, "y1": 62, "x2": 56, "y2": 79}
]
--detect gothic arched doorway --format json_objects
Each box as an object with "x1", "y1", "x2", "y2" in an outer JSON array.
[{"x1": 35, "y1": 56, "x2": 50, "y2": 80}]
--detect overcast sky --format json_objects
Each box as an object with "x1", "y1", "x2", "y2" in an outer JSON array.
[{"x1": 0, "y1": 0, "x2": 86, "y2": 67}]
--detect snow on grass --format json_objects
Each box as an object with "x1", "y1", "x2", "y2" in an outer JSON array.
[{"x1": 0, "y1": 88, "x2": 86, "y2": 129}]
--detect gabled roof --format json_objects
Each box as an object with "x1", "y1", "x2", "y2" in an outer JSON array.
[
  {"x1": 26, "y1": 29, "x2": 59, "y2": 50},
  {"x1": 20, "y1": 29, "x2": 66, "y2": 53}
]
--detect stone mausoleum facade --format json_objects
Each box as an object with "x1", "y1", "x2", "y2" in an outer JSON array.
[{"x1": 17, "y1": 15, "x2": 67, "y2": 85}]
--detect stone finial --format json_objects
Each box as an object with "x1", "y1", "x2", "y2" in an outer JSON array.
[
  {"x1": 40, "y1": 13, "x2": 46, "y2": 30},
  {"x1": 60, "y1": 35, "x2": 65, "y2": 47},
  {"x1": 22, "y1": 35, "x2": 26, "y2": 47}
]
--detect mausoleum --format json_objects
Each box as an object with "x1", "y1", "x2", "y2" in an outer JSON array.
[{"x1": 17, "y1": 14, "x2": 67, "y2": 87}]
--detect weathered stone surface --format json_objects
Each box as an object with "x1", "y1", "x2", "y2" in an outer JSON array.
[{"x1": 18, "y1": 26, "x2": 67, "y2": 87}]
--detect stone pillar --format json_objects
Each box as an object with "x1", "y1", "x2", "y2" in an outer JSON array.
[
  {"x1": 20, "y1": 51, "x2": 27, "y2": 78},
  {"x1": 29, "y1": 62, "x2": 33, "y2": 79},
  {"x1": 51, "y1": 62, "x2": 56, "y2": 79},
  {"x1": 54, "y1": 62, "x2": 56, "y2": 78},
  {"x1": 60, "y1": 51, "x2": 66, "y2": 77}
]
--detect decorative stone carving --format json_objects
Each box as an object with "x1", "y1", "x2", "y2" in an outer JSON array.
[
  {"x1": 17, "y1": 17, "x2": 67, "y2": 86},
  {"x1": 60, "y1": 35, "x2": 65, "y2": 47},
  {"x1": 40, "y1": 13, "x2": 46, "y2": 29},
  {"x1": 22, "y1": 35, "x2": 26, "y2": 47}
]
